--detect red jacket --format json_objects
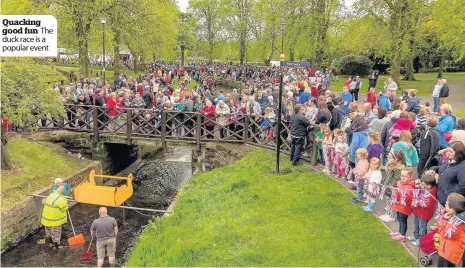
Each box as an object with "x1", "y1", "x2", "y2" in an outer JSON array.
[
  {"x1": 391, "y1": 180, "x2": 415, "y2": 215},
  {"x1": 137, "y1": 85, "x2": 143, "y2": 96},
  {"x1": 413, "y1": 187, "x2": 437, "y2": 221},
  {"x1": 107, "y1": 98, "x2": 119, "y2": 116},
  {"x1": 311, "y1": 87, "x2": 319, "y2": 99},
  {"x1": 200, "y1": 105, "x2": 216, "y2": 127},
  {"x1": 438, "y1": 215, "x2": 465, "y2": 264},
  {"x1": 367, "y1": 91, "x2": 376, "y2": 107}
]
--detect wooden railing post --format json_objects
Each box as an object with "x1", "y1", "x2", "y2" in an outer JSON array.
[
  {"x1": 161, "y1": 110, "x2": 166, "y2": 148},
  {"x1": 93, "y1": 106, "x2": 99, "y2": 142},
  {"x1": 196, "y1": 113, "x2": 202, "y2": 151},
  {"x1": 244, "y1": 115, "x2": 249, "y2": 144},
  {"x1": 126, "y1": 109, "x2": 132, "y2": 143}
]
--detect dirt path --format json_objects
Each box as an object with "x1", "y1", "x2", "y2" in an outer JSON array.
[{"x1": 420, "y1": 80, "x2": 465, "y2": 112}]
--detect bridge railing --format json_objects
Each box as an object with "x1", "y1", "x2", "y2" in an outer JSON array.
[{"x1": 34, "y1": 104, "x2": 299, "y2": 154}]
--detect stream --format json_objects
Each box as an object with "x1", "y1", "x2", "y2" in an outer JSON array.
[{"x1": 1, "y1": 147, "x2": 193, "y2": 267}]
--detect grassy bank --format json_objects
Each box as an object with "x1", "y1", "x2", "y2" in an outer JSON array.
[
  {"x1": 55, "y1": 65, "x2": 144, "y2": 82},
  {"x1": 127, "y1": 150, "x2": 416, "y2": 267},
  {"x1": 330, "y1": 72, "x2": 465, "y2": 96},
  {"x1": 1, "y1": 139, "x2": 90, "y2": 210}
]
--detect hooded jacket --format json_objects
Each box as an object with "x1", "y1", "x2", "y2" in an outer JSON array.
[
  {"x1": 381, "y1": 118, "x2": 396, "y2": 149},
  {"x1": 413, "y1": 187, "x2": 437, "y2": 221},
  {"x1": 350, "y1": 127, "x2": 369, "y2": 164},
  {"x1": 377, "y1": 94, "x2": 391, "y2": 112},
  {"x1": 436, "y1": 114, "x2": 455, "y2": 148},
  {"x1": 439, "y1": 83, "x2": 449, "y2": 98},
  {"x1": 389, "y1": 118, "x2": 416, "y2": 137},
  {"x1": 391, "y1": 142, "x2": 419, "y2": 167},
  {"x1": 406, "y1": 97, "x2": 421, "y2": 113},
  {"x1": 380, "y1": 161, "x2": 405, "y2": 196},
  {"x1": 438, "y1": 211, "x2": 465, "y2": 264},
  {"x1": 329, "y1": 106, "x2": 344, "y2": 130},
  {"x1": 391, "y1": 180, "x2": 416, "y2": 215},
  {"x1": 418, "y1": 128, "x2": 440, "y2": 158}
]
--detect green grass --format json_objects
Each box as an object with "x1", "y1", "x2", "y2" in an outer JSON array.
[
  {"x1": 126, "y1": 150, "x2": 416, "y2": 267},
  {"x1": 55, "y1": 65, "x2": 144, "y2": 82},
  {"x1": 330, "y1": 72, "x2": 465, "y2": 96},
  {"x1": 1, "y1": 139, "x2": 90, "y2": 210}
]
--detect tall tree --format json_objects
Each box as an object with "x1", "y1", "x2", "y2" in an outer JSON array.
[
  {"x1": 190, "y1": 0, "x2": 222, "y2": 62},
  {"x1": 1, "y1": 59, "x2": 64, "y2": 169},
  {"x1": 177, "y1": 12, "x2": 196, "y2": 66}
]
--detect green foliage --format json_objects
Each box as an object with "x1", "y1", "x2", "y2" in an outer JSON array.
[
  {"x1": 428, "y1": 0, "x2": 465, "y2": 61},
  {"x1": 340, "y1": 55, "x2": 373, "y2": 75},
  {"x1": 1, "y1": 139, "x2": 90, "y2": 210},
  {"x1": 127, "y1": 150, "x2": 416, "y2": 267},
  {"x1": 1, "y1": 58, "x2": 64, "y2": 127}
]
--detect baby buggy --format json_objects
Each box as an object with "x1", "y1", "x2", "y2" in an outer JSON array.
[{"x1": 419, "y1": 228, "x2": 439, "y2": 266}]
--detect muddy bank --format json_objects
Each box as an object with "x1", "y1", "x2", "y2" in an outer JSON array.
[{"x1": 1, "y1": 147, "x2": 193, "y2": 267}]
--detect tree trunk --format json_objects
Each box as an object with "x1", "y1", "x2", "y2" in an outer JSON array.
[
  {"x1": 209, "y1": 41, "x2": 214, "y2": 63},
  {"x1": 113, "y1": 44, "x2": 121, "y2": 76},
  {"x1": 133, "y1": 55, "x2": 139, "y2": 73},
  {"x1": 1, "y1": 125, "x2": 11, "y2": 170},
  {"x1": 181, "y1": 47, "x2": 185, "y2": 67},
  {"x1": 403, "y1": 57, "x2": 416, "y2": 80},
  {"x1": 289, "y1": 48, "x2": 295, "y2": 62},
  {"x1": 437, "y1": 55, "x2": 444, "y2": 79}
]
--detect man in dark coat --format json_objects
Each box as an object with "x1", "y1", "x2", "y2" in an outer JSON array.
[
  {"x1": 290, "y1": 104, "x2": 310, "y2": 165},
  {"x1": 329, "y1": 97, "x2": 344, "y2": 130}
]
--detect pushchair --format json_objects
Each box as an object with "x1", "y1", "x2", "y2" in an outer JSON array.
[{"x1": 419, "y1": 228, "x2": 439, "y2": 266}]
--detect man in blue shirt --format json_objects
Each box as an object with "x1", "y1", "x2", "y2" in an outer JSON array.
[
  {"x1": 339, "y1": 86, "x2": 353, "y2": 114},
  {"x1": 51, "y1": 178, "x2": 70, "y2": 196},
  {"x1": 377, "y1": 90, "x2": 391, "y2": 112}
]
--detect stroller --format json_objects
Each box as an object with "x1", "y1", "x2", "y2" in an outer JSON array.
[{"x1": 419, "y1": 228, "x2": 439, "y2": 266}]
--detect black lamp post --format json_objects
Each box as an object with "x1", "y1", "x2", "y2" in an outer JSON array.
[
  {"x1": 275, "y1": 19, "x2": 285, "y2": 173},
  {"x1": 101, "y1": 18, "x2": 106, "y2": 84}
]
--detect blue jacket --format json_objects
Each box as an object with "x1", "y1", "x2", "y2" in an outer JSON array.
[
  {"x1": 339, "y1": 92, "x2": 353, "y2": 114},
  {"x1": 51, "y1": 183, "x2": 70, "y2": 196},
  {"x1": 299, "y1": 92, "x2": 311, "y2": 104},
  {"x1": 436, "y1": 114, "x2": 455, "y2": 148},
  {"x1": 377, "y1": 94, "x2": 391, "y2": 112},
  {"x1": 350, "y1": 128, "x2": 369, "y2": 164}
]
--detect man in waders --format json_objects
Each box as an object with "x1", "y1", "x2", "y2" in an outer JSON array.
[{"x1": 41, "y1": 185, "x2": 68, "y2": 250}]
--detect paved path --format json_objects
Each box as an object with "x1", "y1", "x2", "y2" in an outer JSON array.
[
  {"x1": 359, "y1": 79, "x2": 465, "y2": 114},
  {"x1": 320, "y1": 169, "x2": 439, "y2": 266}
]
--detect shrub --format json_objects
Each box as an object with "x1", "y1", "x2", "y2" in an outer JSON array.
[{"x1": 340, "y1": 55, "x2": 373, "y2": 76}]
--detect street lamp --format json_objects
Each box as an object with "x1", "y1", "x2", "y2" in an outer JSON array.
[
  {"x1": 275, "y1": 19, "x2": 286, "y2": 173},
  {"x1": 276, "y1": 52, "x2": 285, "y2": 173},
  {"x1": 280, "y1": 19, "x2": 285, "y2": 54},
  {"x1": 101, "y1": 18, "x2": 106, "y2": 84}
]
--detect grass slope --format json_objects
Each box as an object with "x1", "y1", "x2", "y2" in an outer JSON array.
[
  {"x1": 330, "y1": 72, "x2": 465, "y2": 97},
  {"x1": 1, "y1": 139, "x2": 90, "y2": 210},
  {"x1": 127, "y1": 150, "x2": 416, "y2": 267}
]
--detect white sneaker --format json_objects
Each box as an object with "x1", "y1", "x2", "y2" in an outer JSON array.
[
  {"x1": 407, "y1": 236, "x2": 417, "y2": 241},
  {"x1": 382, "y1": 215, "x2": 395, "y2": 223},
  {"x1": 321, "y1": 168, "x2": 329, "y2": 173},
  {"x1": 379, "y1": 214, "x2": 389, "y2": 221}
]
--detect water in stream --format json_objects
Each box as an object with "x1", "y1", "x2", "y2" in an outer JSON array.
[{"x1": 1, "y1": 147, "x2": 193, "y2": 267}]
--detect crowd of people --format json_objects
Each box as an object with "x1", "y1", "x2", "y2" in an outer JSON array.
[{"x1": 41, "y1": 61, "x2": 465, "y2": 266}]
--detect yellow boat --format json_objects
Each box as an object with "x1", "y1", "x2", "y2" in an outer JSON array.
[{"x1": 73, "y1": 170, "x2": 133, "y2": 207}]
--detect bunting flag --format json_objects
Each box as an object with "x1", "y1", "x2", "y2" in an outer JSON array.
[
  {"x1": 412, "y1": 189, "x2": 420, "y2": 207},
  {"x1": 419, "y1": 190, "x2": 430, "y2": 208},
  {"x1": 400, "y1": 189, "x2": 407, "y2": 206},
  {"x1": 435, "y1": 207, "x2": 445, "y2": 222},
  {"x1": 391, "y1": 188, "x2": 398, "y2": 205},
  {"x1": 444, "y1": 216, "x2": 462, "y2": 239},
  {"x1": 379, "y1": 185, "x2": 386, "y2": 200}
]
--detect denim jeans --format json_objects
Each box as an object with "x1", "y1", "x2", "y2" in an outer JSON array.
[
  {"x1": 356, "y1": 180, "x2": 365, "y2": 201},
  {"x1": 433, "y1": 97, "x2": 440, "y2": 113},
  {"x1": 397, "y1": 212, "x2": 409, "y2": 236},
  {"x1": 413, "y1": 216, "x2": 428, "y2": 240}
]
